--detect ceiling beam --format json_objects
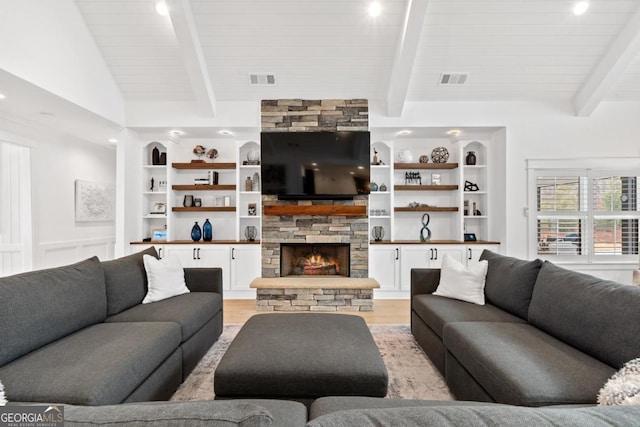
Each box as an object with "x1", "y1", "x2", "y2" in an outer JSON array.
[
  {"x1": 166, "y1": 0, "x2": 216, "y2": 117},
  {"x1": 386, "y1": 0, "x2": 430, "y2": 117},
  {"x1": 573, "y1": 5, "x2": 640, "y2": 117}
]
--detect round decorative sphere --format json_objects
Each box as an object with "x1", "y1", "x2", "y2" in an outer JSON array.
[
  {"x1": 431, "y1": 146, "x2": 449, "y2": 163},
  {"x1": 419, "y1": 155, "x2": 429, "y2": 163}
]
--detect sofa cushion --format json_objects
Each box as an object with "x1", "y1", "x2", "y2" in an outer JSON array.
[
  {"x1": 413, "y1": 294, "x2": 525, "y2": 338},
  {"x1": 479, "y1": 250, "x2": 543, "y2": 320},
  {"x1": 0, "y1": 322, "x2": 181, "y2": 405},
  {"x1": 443, "y1": 322, "x2": 616, "y2": 406},
  {"x1": 598, "y1": 357, "x2": 640, "y2": 406},
  {"x1": 528, "y1": 261, "x2": 640, "y2": 369},
  {"x1": 64, "y1": 401, "x2": 276, "y2": 427},
  {"x1": 102, "y1": 246, "x2": 158, "y2": 315},
  {"x1": 0, "y1": 257, "x2": 106, "y2": 366},
  {"x1": 307, "y1": 405, "x2": 640, "y2": 427},
  {"x1": 106, "y1": 292, "x2": 221, "y2": 341}
]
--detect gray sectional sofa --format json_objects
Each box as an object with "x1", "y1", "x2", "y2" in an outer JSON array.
[
  {"x1": 411, "y1": 250, "x2": 640, "y2": 406},
  {"x1": 0, "y1": 247, "x2": 223, "y2": 405}
]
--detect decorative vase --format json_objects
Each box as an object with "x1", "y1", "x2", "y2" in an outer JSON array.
[
  {"x1": 372, "y1": 226, "x2": 385, "y2": 242},
  {"x1": 398, "y1": 149, "x2": 414, "y2": 163},
  {"x1": 247, "y1": 147, "x2": 260, "y2": 164},
  {"x1": 245, "y1": 177, "x2": 253, "y2": 191},
  {"x1": 191, "y1": 222, "x2": 202, "y2": 242},
  {"x1": 252, "y1": 172, "x2": 260, "y2": 191},
  {"x1": 379, "y1": 183, "x2": 387, "y2": 192},
  {"x1": 466, "y1": 151, "x2": 477, "y2": 166},
  {"x1": 370, "y1": 182, "x2": 378, "y2": 191},
  {"x1": 152, "y1": 147, "x2": 160, "y2": 165},
  {"x1": 203, "y1": 219, "x2": 212, "y2": 241},
  {"x1": 183, "y1": 195, "x2": 194, "y2": 207},
  {"x1": 245, "y1": 226, "x2": 257, "y2": 242}
]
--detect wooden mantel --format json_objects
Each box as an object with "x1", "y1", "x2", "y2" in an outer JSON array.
[{"x1": 263, "y1": 205, "x2": 366, "y2": 216}]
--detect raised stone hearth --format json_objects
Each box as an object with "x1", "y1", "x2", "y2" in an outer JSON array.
[{"x1": 250, "y1": 277, "x2": 379, "y2": 312}]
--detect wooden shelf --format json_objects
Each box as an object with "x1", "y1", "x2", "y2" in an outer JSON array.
[
  {"x1": 172, "y1": 184, "x2": 236, "y2": 191},
  {"x1": 394, "y1": 163, "x2": 458, "y2": 170},
  {"x1": 172, "y1": 162, "x2": 236, "y2": 170},
  {"x1": 394, "y1": 185, "x2": 458, "y2": 191},
  {"x1": 394, "y1": 206, "x2": 459, "y2": 212},
  {"x1": 172, "y1": 207, "x2": 236, "y2": 212},
  {"x1": 264, "y1": 205, "x2": 367, "y2": 216}
]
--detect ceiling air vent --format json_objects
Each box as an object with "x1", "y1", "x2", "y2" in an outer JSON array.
[
  {"x1": 439, "y1": 72, "x2": 468, "y2": 85},
  {"x1": 249, "y1": 73, "x2": 276, "y2": 86}
]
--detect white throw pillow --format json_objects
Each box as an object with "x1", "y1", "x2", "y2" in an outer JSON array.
[
  {"x1": 598, "y1": 358, "x2": 640, "y2": 406},
  {"x1": 142, "y1": 254, "x2": 189, "y2": 304},
  {"x1": 433, "y1": 254, "x2": 488, "y2": 305},
  {"x1": 0, "y1": 379, "x2": 6, "y2": 405}
]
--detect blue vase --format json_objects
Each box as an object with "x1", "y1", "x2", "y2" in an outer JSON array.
[
  {"x1": 203, "y1": 219, "x2": 212, "y2": 241},
  {"x1": 191, "y1": 222, "x2": 202, "y2": 242}
]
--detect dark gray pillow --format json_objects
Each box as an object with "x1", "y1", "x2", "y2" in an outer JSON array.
[
  {"x1": 0, "y1": 257, "x2": 106, "y2": 366},
  {"x1": 102, "y1": 247, "x2": 158, "y2": 315},
  {"x1": 479, "y1": 250, "x2": 543, "y2": 320},
  {"x1": 529, "y1": 261, "x2": 640, "y2": 369}
]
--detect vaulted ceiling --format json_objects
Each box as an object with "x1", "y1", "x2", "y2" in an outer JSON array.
[{"x1": 73, "y1": 0, "x2": 640, "y2": 118}]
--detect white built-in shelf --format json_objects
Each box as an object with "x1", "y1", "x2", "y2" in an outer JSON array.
[
  {"x1": 144, "y1": 165, "x2": 166, "y2": 169},
  {"x1": 143, "y1": 214, "x2": 167, "y2": 219},
  {"x1": 370, "y1": 191, "x2": 391, "y2": 195},
  {"x1": 239, "y1": 215, "x2": 262, "y2": 219},
  {"x1": 144, "y1": 191, "x2": 167, "y2": 195}
]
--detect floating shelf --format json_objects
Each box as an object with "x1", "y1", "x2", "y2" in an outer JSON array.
[
  {"x1": 172, "y1": 184, "x2": 236, "y2": 191},
  {"x1": 394, "y1": 207, "x2": 459, "y2": 212},
  {"x1": 264, "y1": 205, "x2": 367, "y2": 216},
  {"x1": 172, "y1": 207, "x2": 236, "y2": 212},
  {"x1": 394, "y1": 185, "x2": 458, "y2": 191},
  {"x1": 394, "y1": 163, "x2": 458, "y2": 170},
  {"x1": 172, "y1": 162, "x2": 236, "y2": 169}
]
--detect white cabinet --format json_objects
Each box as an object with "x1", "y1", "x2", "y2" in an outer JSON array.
[
  {"x1": 369, "y1": 245, "x2": 400, "y2": 290},
  {"x1": 465, "y1": 244, "x2": 501, "y2": 264},
  {"x1": 399, "y1": 245, "x2": 465, "y2": 290},
  {"x1": 163, "y1": 245, "x2": 231, "y2": 289},
  {"x1": 230, "y1": 245, "x2": 261, "y2": 291}
]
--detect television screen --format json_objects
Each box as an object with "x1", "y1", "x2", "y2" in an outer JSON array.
[{"x1": 261, "y1": 131, "x2": 370, "y2": 199}]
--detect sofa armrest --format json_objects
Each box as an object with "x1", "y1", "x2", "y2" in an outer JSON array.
[
  {"x1": 184, "y1": 268, "x2": 223, "y2": 295},
  {"x1": 410, "y1": 268, "x2": 440, "y2": 300}
]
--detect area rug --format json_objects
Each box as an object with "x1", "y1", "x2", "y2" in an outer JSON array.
[{"x1": 170, "y1": 324, "x2": 454, "y2": 401}]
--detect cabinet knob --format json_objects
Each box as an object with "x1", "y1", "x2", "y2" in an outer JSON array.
[
  {"x1": 468, "y1": 248, "x2": 472, "y2": 260},
  {"x1": 197, "y1": 248, "x2": 201, "y2": 260},
  {"x1": 232, "y1": 248, "x2": 236, "y2": 260},
  {"x1": 193, "y1": 248, "x2": 196, "y2": 260},
  {"x1": 434, "y1": 248, "x2": 438, "y2": 260},
  {"x1": 158, "y1": 247, "x2": 163, "y2": 259},
  {"x1": 395, "y1": 248, "x2": 399, "y2": 260}
]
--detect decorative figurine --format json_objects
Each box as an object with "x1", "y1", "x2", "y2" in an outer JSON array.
[{"x1": 420, "y1": 213, "x2": 432, "y2": 242}]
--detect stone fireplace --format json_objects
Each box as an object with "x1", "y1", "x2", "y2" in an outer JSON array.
[
  {"x1": 281, "y1": 243, "x2": 350, "y2": 277},
  {"x1": 252, "y1": 99, "x2": 378, "y2": 312}
]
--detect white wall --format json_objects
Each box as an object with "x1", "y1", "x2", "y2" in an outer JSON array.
[{"x1": 30, "y1": 133, "x2": 116, "y2": 269}]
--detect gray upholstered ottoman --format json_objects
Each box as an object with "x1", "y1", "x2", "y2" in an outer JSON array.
[{"x1": 214, "y1": 313, "x2": 388, "y2": 405}]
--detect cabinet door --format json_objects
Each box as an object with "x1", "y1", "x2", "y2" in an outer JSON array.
[
  {"x1": 230, "y1": 245, "x2": 261, "y2": 291},
  {"x1": 465, "y1": 244, "x2": 500, "y2": 265},
  {"x1": 428, "y1": 245, "x2": 466, "y2": 268},
  {"x1": 369, "y1": 245, "x2": 400, "y2": 291},
  {"x1": 163, "y1": 245, "x2": 201, "y2": 268},
  {"x1": 399, "y1": 246, "x2": 431, "y2": 291},
  {"x1": 196, "y1": 246, "x2": 231, "y2": 290}
]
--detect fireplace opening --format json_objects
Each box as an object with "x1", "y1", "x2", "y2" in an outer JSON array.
[{"x1": 280, "y1": 243, "x2": 350, "y2": 277}]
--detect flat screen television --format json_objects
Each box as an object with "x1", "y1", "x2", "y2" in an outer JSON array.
[{"x1": 261, "y1": 131, "x2": 370, "y2": 199}]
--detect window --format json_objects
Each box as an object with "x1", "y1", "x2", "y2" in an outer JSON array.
[{"x1": 530, "y1": 165, "x2": 639, "y2": 264}]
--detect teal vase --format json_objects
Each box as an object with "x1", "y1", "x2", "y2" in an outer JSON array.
[
  {"x1": 203, "y1": 219, "x2": 212, "y2": 241},
  {"x1": 191, "y1": 222, "x2": 202, "y2": 242}
]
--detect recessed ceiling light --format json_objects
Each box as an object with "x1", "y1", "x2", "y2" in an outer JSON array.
[
  {"x1": 397, "y1": 130, "x2": 411, "y2": 136},
  {"x1": 572, "y1": 1, "x2": 589, "y2": 16},
  {"x1": 357, "y1": 166, "x2": 364, "y2": 170},
  {"x1": 155, "y1": 1, "x2": 168, "y2": 16},
  {"x1": 218, "y1": 130, "x2": 233, "y2": 136},
  {"x1": 369, "y1": 1, "x2": 382, "y2": 17},
  {"x1": 108, "y1": 138, "x2": 118, "y2": 144},
  {"x1": 447, "y1": 130, "x2": 461, "y2": 137},
  {"x1": 170, "y1": 130, "x2": 184, "y2": 137},
  {"x1": 0, "y1": 93, "x2": 6, "y2": 100}
]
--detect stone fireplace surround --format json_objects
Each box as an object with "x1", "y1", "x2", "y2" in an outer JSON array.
[{"x1": 254, "y1": 99, "x2": 378, "y2": 311}]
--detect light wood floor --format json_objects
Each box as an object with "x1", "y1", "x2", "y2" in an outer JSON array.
[{"x1": 223, "y1": 299, "x2": 410, "y2": 325}]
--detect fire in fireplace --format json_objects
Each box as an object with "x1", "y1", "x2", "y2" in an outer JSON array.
[{"x1": 280, "y1": 243, "x2": 350, "y2": 277}]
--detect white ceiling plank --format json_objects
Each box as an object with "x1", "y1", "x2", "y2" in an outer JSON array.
[
  {"x1": 387, "y1": 0, "x2": 431, "y2": 117},
  {"x1": 573, "y1": 4, "x2": 640, "y2": 116},
  {"x1": 166, "y1": 0, "x2": 216, "y2": 117}
]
